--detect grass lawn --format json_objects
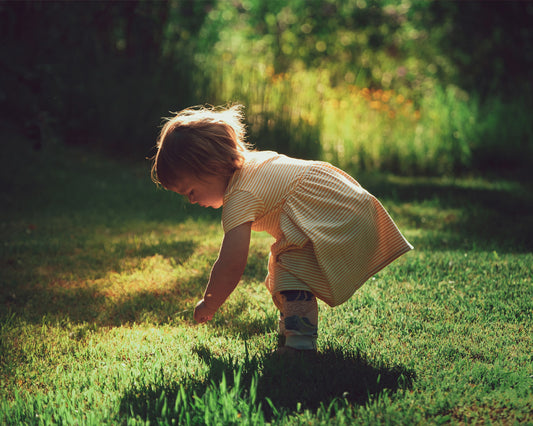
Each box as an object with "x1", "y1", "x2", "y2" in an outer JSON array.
[{"x1": 1, "y1": 124, "x2": 532, "y2": 424}]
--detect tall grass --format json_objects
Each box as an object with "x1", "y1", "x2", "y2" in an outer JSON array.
[{"x1": 200, "y1": 55, "x2": 532, "y2": 176}]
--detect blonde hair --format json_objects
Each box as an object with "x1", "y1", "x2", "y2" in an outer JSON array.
[{"x1": 151, "y1": 104, "x2": 251, "y2": 189}]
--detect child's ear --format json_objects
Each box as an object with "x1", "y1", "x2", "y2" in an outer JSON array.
[{"x1": 231, "y1": 156, "x2": 243, "y2": 171}]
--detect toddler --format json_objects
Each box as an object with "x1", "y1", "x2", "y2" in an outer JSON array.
[{"x1": 151, "y1": 105, "x2": 413, "y2": 353}]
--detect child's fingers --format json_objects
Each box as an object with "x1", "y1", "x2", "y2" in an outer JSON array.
[
  {"x1": 197, "y1": 313, "x2": 213, "y2": 323},
  {"x1": 194, "y1": 309, "x2": 209, "y2": 323}
]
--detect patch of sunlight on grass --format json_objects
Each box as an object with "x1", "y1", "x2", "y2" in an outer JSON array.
[
  {"x1": 392, "y1": 202, "x2": 464, "y2": 230},
  {"x1": 97, "y1": 254, "x2": 181, "y2": 298},
  {"x1": 384, "y1": 173, "x2": 527, "y2": 193}
]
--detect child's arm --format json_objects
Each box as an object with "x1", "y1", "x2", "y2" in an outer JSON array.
[{"x1": 194, "y1": 221, "x2": 252, "y2": 323}]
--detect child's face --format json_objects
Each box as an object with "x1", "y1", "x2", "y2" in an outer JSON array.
[{"x1": 169, "y1": 173, "x2": 229, "y2": 209}]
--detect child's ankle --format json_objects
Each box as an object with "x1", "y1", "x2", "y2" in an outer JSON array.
[{"x1": 285, "y1": 335, "x2": 317, "y2": 351}]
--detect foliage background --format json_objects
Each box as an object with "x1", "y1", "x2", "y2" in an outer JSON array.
[{"x1": 1, "y1": 0, "x2": 532, "y2": 176}]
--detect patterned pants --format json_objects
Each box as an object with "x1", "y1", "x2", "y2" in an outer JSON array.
[{"x1": 272, "y1": 290, "x2": 318, "y2": 350}]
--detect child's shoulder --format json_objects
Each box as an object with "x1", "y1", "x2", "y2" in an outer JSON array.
[
  {"x1": 240, "y1": 150, "x2": 316, "y2": 183},
  {"x1": 242, "y1": 151, "x2": 321, "y2": 181},
  {"x1": 241, "y1": 150, "x2": 280, "y2": 170},
  {"x1": 245, "y1": 150, "x2": 279, "y2": 162},
  {"x1": 244, "y1": 150, "x2": 309, "y2": 166}
]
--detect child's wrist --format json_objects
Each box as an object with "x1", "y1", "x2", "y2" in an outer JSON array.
[{"x1": 199, "y1": 298, "x2": 218, "y2": 315}]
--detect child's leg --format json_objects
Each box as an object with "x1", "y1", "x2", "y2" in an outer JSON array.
[{"x1": 272, "y1": 290, "x2": 318, "y2": 351}]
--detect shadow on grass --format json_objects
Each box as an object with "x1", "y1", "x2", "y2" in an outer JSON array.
[{"x1": 119, "y1": 344, "x2": 414, "y2": 423}]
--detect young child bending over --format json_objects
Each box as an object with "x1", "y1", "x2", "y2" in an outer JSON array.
[{"x1": 151, "y1": 105, "x2": 413, "y2": 354}]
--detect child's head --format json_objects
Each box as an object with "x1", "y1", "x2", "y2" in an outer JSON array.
[{"x1": 151, "y1": 104, "x2": 251, "y2": 189}]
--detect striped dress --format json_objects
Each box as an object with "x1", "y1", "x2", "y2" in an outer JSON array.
[{"x1": 222, "y1": 151, "x2": 413, "y2": 307}]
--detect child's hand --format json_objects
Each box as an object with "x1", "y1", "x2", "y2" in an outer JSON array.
[{"x1": 194, "y1": 299, "x2": 214, "y2": 323}]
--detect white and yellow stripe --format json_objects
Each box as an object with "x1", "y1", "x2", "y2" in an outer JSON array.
[{"x1": 222, "y1": 151, "x2": 413, "y2": 307}]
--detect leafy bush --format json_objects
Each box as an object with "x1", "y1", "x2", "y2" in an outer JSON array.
[{"x1": 1, "y1": 0, "x2": 531, "y2": 175}]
